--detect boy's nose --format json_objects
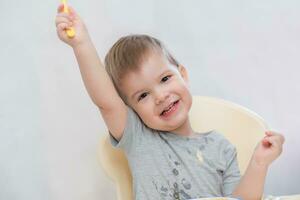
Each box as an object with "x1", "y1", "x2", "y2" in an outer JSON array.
[{"x1": 155, "y1": 91, "x2": 170, "y2": 105}]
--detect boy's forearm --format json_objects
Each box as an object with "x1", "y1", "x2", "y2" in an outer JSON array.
[
  {"x1": 232, "y1": 160, "x2": 268, "y2": 200},
  {"x1": 72, "y1": 40, "x2": 119, "y2": 109}
]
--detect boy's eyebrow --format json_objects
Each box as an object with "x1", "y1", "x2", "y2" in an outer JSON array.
[{"x1": 130, "y1": 69, "x2": 172, "y2": 100}]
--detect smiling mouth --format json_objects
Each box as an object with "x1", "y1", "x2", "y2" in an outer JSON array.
[{"x1": 160, "y1": 100, "x2": 180, "y2": 116}]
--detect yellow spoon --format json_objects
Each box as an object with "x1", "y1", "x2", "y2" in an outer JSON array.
[{"x1": 61, "y1": 0, "x2": 75, "y2": 38}]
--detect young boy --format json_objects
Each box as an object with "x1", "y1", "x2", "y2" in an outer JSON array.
[{"x1": 55, "y1": 4, "x2": 285, "y2": 200}]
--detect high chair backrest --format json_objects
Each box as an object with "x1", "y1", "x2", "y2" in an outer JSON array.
[{"x1": 98, "y1": 96, "x2": 268, "y2": 200}]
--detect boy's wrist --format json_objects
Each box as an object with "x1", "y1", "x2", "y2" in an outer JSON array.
[
  {"x1": 72, "y1": 37, "x2": 93, "y2": 51},
  {"x1": 250, "y1": 158, "x2": 269, "y2": 170}
]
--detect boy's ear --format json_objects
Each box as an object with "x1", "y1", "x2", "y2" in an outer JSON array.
[{"x1": 178, "y1": 64, "x2": 189, "y2": 82}]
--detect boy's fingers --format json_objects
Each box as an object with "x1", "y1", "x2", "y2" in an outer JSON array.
[
  {"x1": 266, "y1": 131, "x2": 285, "y2": 144},
  {"x1": 282, "y1": 135, "x2": 285, "y2": 144},
  {"x1": 262, "y1": 138, "x2": 271, "y2": 147},
  {"x1": 57, "y1": 23, "x2": 69, "y2": 33},
  {"x1": 57, "y1": 4, "x2": 78, "y2": 21},
  {"x1": 265, "y1": 130, "x2": 275, "y2": 136},
  {"x1": 57, "y1": 4, "x2": 64, "y2": 13},
  {"x1": 266, "y1": 135, "x2": 283, "y2": 144},
  {"x1": 56, "y1": 12, "x2": 72, "y2": 20},
  {"x1": 275, "y1": 134, "x2": 285, "y2": 144},
  {"x1": 68, "y1": 6, "x2": 80, "y2": 19},
  {"x1": 55, "y1": 16, "x2": 72, "y2": 27},
  {"x1": 55, "y1": 15, "x2": 73, "y2": 28},
  {"x1": 68, "y1": 6, "x2": 76, "y2": 15},
  {"x1": 57, "y1": 3, "x2": 77, "y2": 16},
  {"x1": 55, "y1": 16, "x2": 67, "y2": 25},
  {"x1": 264, "y1": 136, "x2": 283, "y2": 151}
]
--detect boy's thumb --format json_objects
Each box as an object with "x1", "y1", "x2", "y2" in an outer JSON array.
[
  {"x1": 68, "y1": 6, "x2": 77, "y2": 17},
  {"x1": 262, "y1": 137, "x2": 271, "y2": 147},
  {"x1": 57, "y1": 4, "x2": 64, "y2": 13}
]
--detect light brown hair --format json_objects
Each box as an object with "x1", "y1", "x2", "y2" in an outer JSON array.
[{"x1": 104, "y1": 34, "x2": 179, "y2": 99}]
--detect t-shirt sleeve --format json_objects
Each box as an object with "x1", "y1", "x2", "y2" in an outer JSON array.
[
  {"x1": 222, "y1": 143, "x2": 241, "y2": 197},
  {"x1": 109, "y1": 106, "x2": 146, "y2": 154}
]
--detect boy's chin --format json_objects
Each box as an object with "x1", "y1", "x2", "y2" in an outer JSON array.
[{"x1": 158, "y1": 119, "x2": 189, "y2": 132}]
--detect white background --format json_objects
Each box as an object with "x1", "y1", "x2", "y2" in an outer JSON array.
[{"x1": 0, "y1": 0, "x2": 299, "y2": 199}]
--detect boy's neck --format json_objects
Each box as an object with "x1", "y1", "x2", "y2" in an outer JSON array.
[{"x1": 171, "y1": 117, "x2": 196, "y2": 137}]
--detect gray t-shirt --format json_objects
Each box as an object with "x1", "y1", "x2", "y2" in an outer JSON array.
[{"x1": 110, "y1": 107, "x2": 241, "y2": 200}]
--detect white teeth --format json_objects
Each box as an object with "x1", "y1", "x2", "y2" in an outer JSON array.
[
  {"x1": 166, "y1": 103, "x2": 173, "y2": 111},
  {"x1": 164, "y1": 103, "x2": 173, "y2": 112},
  {"x1": 161, "y1": 101, "x2": 177, "y2": 115}
]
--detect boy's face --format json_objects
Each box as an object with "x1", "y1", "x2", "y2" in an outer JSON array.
[{"x1": 119, "y1": 51, "x2": 192, "y2": 133}]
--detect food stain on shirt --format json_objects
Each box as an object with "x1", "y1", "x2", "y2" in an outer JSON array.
[{"x1": 196, "y1": 150, "x2": 204, "y2": 165}]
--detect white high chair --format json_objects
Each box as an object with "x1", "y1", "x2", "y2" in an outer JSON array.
[{"x1": 98, "y1": 96, "x2": 269, "y2": 200}]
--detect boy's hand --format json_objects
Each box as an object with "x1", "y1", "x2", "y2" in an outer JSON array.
[
  {"x1": 252, "y1": 130, "x2": 285, "y2": 167},
  {"x1": 55, "y1": 4, "x2": 91, "y2": 48}
]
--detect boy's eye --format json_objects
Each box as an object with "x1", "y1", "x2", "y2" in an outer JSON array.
[
  {"x1": 138, "y1": 92, "x2": 148, "y2": 101},
  {"x1": 161, "y1": 75, "x2": 171, "y2": 82}
]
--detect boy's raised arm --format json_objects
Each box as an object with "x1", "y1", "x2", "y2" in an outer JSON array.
[
  {"x1": 72, "y1": 40, "x2": 122, "y2": 109},
  {"x1": 55, "y1": 4, "x2": 126, "y2": 140}
]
